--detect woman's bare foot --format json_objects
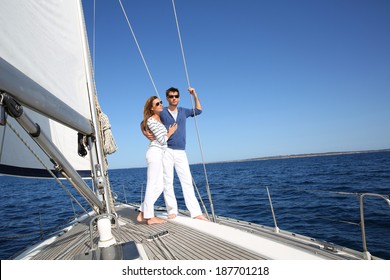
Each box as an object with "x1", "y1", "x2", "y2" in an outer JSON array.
[
  {"x1": 194, "y1": 215, "x2": 210, "y2": 222},
  {"x1": 167, "y1": 214, "x2": 177, "y2": 219},
  {"x1": 146, "y1": 217, "x2": 167, "y2": 225},
  {"x1": 137, "y1": 212, "x2": 146, "y2": 222}
]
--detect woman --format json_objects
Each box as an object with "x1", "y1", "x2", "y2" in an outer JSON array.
[{"x1": 137, "y1": 96, "x2": 177, "y2": 224}]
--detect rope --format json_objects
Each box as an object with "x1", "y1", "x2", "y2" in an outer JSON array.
[
  {"x1": 172, "y1": 0, "x2": 191, "y2": 89},
  {"x1": 171, "y1": 0, "x2": 216, "y2": 222},
  {"x1": 118, "y1": 0, "x2": 160, "y2": 99},
  {"x1": 99, "y1": 111, "x2": 118, "y2": 154},
  {"x1": 192, "y1": 177, "x2": 211, "y2": 220},
  {"x1": 117, "y1": 0, "x2": 216, "y2": 220},
  {"x1": 90, "y1": 4, "x2": 117, "y2": 214}
]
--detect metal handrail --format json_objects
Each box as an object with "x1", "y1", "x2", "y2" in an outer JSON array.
[{"x1": 359, "y1": 193, "x2": 390, "y2": 260}]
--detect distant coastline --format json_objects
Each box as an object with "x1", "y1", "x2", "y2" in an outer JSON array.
[
  {"x1": 111, "y1": 149, "x2": 390, "y2": 170},
  {"x1": 203, "y1": 149, "x2": 390, "y2": 165}
]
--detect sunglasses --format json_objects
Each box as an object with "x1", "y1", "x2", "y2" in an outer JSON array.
[
  {"x1": 154, "y1": 101, "x2": 163, "y2": 107},
  {"x1": 168, "y1": 95, "x2": 180, "y2": 99}
]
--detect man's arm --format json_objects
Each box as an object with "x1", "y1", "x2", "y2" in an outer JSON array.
[
  {"x1": 188, "y1": 87, "x2": 202, "y2": 110},
  {"x1": 140, "y1": 121, "x2": 155, "y2": 141}
]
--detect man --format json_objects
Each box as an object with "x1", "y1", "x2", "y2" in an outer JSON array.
[{"x1": 142, "y1": 87, "x2": 209, "y2": 221}]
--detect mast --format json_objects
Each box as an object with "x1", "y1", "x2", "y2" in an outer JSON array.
[{"x1": 76, "y1": 0, "x2": 116, "y2": 215}]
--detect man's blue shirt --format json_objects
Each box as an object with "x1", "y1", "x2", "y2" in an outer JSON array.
[{"x1": 160, "y1": 107, "x2": 202, "y2": 150}]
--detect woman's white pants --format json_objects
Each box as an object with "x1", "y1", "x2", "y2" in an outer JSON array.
[{"x1": 140, "y1": 146, "x2": 165, "y2": 219}]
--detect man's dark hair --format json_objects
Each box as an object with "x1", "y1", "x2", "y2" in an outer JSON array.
[{"x1": 166, "y1": 87, "x2": 180, "y2": 96}]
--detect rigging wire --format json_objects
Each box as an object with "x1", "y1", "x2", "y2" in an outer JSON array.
[
  {"x1": 90, "y1": 2, "x2": 118, "y2": 215},
  {"x1": 118, "y1": 0, "x2": 160, "y2": 99},
  {"x1": 171, "y1": 0, "x2": 216, "y2": 222},
  {"x1": 117, "y1": 0, "x2": 215, "y2": 220},
  {"x1": 171, "y1": 0, "x2": 191, "y2": 89},
  {"x1": 5, "y1": 120, "x2": 91, "y2": 215}
]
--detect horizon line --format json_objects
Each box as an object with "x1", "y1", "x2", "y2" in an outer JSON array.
[{"x1": 111, "y1": 148, "x2": 390, "y2": 170}]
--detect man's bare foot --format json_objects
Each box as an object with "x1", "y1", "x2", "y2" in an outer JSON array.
[
  {"x1": 137, "y1": 212, "x2": 146, "y2": 222},
  {"x1": 194, "y1": 215, "x2": 210, "y2": 222},
  {"x1": 167, "y1": 214, "x2": 177, "y2": 219},
  {"x1": 146, "y1": 217, "x2": 167, "y2": 225}
]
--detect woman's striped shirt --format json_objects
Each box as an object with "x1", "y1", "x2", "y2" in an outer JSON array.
[{"x1": 147, "y1": 117, "x2": 168, "y2": 148}]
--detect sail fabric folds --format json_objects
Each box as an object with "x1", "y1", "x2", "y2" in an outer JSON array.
[{"x1": 0, "y1": 0, "x2": 92, "y2": 177}]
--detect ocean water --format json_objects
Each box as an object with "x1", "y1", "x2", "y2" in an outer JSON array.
[{"x1": 0, "y1": 151, "x2": 389, "y2": 260}]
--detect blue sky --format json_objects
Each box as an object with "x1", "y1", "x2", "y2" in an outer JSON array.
[{"x1": 82, "y1": 0, "x2": 390, "y2": 169}]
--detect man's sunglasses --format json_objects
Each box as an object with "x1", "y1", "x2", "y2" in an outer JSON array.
[{"x1": 168, "y1": 95, "x2": 180, "y2": 99}]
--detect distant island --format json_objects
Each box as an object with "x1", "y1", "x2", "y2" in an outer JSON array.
[{"x1": 203, "y1": 149, "x2": 390, "y2": 165}]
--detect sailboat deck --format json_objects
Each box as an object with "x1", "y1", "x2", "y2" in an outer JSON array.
[{"x1": 30, "y1": 206, "x2": 265, "y2": 260}]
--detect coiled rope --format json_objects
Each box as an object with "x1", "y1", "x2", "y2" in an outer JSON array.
[{"x1": 98, "y1": 107, "x2": 118, "y2": 155}]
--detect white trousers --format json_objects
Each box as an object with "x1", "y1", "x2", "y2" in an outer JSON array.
[
  {"x1": 140, "y1": 146, "x2": 165, "y2": 219},
  {"x1": 163, "y1": 148, "x2": 202, "y2": 218}
]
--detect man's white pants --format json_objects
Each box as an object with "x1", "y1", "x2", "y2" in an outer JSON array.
[
  {"x1": 163, "y1": 148, "x2": 202, "y2": 218},
  {"x1": 140, "y1": 146, "x2": 165, "y2": 219}
]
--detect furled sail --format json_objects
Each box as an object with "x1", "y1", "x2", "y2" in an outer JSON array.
[{"x1": 0, "y1": 0, "x2": 94, "y2": 178}]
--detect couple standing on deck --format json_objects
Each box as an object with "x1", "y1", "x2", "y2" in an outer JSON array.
[{"x1": 137, "y1": 87, "x2": 209, "y2": 225}]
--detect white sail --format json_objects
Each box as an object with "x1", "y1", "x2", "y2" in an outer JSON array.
[{"x1": 0, "y1": 0, "x2": 94, "y2": 177}]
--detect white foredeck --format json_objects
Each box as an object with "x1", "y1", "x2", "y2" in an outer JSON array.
[{"x1": 14, "y1": 203, "x2": 365, "y2": 260}]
